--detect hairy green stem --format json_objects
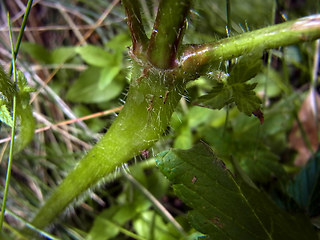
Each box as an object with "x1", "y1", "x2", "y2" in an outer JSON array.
[
  {"x1": 31, "y1": 65, "x2": 185, "y2": 229},
  {"x1": 179, "y1": 14, "x2": 320, "y2": 76},
  {"x1": 31, "y1": 1, "x2": 193, "y2": 228}
]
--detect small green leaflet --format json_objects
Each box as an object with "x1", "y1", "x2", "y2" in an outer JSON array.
[
  {"x1": 227, "y1": 53, "x2": 262, "y2": 84},
  {"x1": 232, "y1": 82, "x2": 261, "y2": 115},
  {"x1": 0, "y1": 65, "x2": 14, "y2": 127},
  {"x1": 195, "y1": 53, "x2": 263, "y2": 120},
  {"x1": 75, "y1": 43, "x2": 123, "y2": 91},
  {"x1": 156, "y1": 144, "x2": 317, "y2": 240},
  {"x1": 66, "y1": 67, "x2": 124, "y2": 103},
  {"x1": 16, "y1": 71, "x2": 35, "y2": 109},
  {"x1": 76, "y1": 44, "x2": 115, "y2": 67},
  {"x1": 0, "y1": 64, "x2": 15, "y2": 104},
  {"x1": 21, "y1": 42, "x2": 77, "y2": 64},
  {"x1": 194, "y1": 82, "x2": 233, "y2": 110},
  {"x1": 0, "y1": 104, "x2": 13, "y2": 127}
]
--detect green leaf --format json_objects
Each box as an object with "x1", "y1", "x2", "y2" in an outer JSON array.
[
  {"x1": 76, "y1": 44, "x2": 123, "y2": 89},
  {"x1": 228, "y1": 54, "x2": 263, "y2": 115},
  {"x1": 240, "y1": 147, "x2": 286, "y2": 184},
  {"x1": 16, "y1": 71, "x2": 36, "y2": 109},
  {"x1": 0, "y1": 64, "x2": 15, "y2": 104},
  {"x1": 288, "y1": 148, "x2": 320, "y2": 217},
  {"x1": 21, "y1": 42, "x2": 51, "y2": 63},
  {"x1": 12, "y1": 71, "x2": 36, "y2": 154},
  {"x1": 174, "y1": 124, "x2": 193, "y2": 150},
  {"x1": 0, "y1": 67, "x2": 35, "y2": 152},
  {"x1": 194, "y1": 54, "x2": 263, "y2": 116},
  {"x1": 50, "y1": 46, "x2": 76, "y2": 64},
  {"x1": 0, "y1": 104, "x2": 13, "y2": 127},
  {"x1": 228, "y1": 54, "x2": 262, "y2": 85},
  {"x1": 66, "y1": 67, "x2": 124, "y2": 103},
  {"x1": 98, "y1": 65, "x2": 121, "y2": 89},
  {"x1": 105, "y1": 33, "x2": 131, "y2": 51},
  {"x1": 21, "y1": 42, "x2": 76, "y2": 64},
  {"x1": 254, "y1": 67, "x2": 284, "y2": 98},
  {"x1": 195, "y1": 82, "x2": 233, "y2": 110},
  {"x1": 87, "y1": 192, "x2": 151, "y2": 240},
  {"x1": 14, "y1": 105, "x2": 35, "y2": 154},
  {"x1": 133, "y1": 211, "x2": 180, "y2": 240},
  {"x1": 232, "y1": 83, "x2": 262, "y2": 115},
  {"x1": 76, "y1": 44, "x2": 113, "y2": 67},
  {"x1": 156, "y1": 144, "x2": 317, "y2": 240},
  {"x1": 86, "y1": 204, "x2": 139, "y2": 240}
]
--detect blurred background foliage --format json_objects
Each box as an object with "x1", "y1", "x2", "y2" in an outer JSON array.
[{"x1": 0, "y1": 0, "x2": 319, "y2": 239}]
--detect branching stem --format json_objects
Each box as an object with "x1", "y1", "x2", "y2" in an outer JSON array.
[{"x1": 30, "y1": 6, "x2": 320, "y2": 232}]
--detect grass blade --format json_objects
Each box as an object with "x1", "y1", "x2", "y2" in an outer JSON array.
[{"x1": 0, "y1": 14, "x2": 18, "y2": 231}]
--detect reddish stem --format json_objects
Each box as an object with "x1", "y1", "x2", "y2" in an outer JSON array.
[{"x1": 122, "y1": 0, "x2": 148, "y2": 55}]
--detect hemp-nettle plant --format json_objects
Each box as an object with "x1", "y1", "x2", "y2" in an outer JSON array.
[{"x1": 1, "y1": 0, "x2": 320, "y2": 239}]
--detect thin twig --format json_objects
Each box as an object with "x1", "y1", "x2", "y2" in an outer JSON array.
[
  {"x1": 0, "y1": 106, "x2": 123, "y2": 145},
  {"x1": 8, "y1": 0, "x2": 34, "y2": 75},
  {"x1": 6, "y1": 209, "x2": 62, "y2": 240},
  {"x1": 80, "y1": 0, "x2": 120, "y2": 45},
  {"x1": 57, "y1": 3, "x2": 86, "y2": 44},
  {"x1": 30, "y1": 72, "x2": 90, "y2": 132},
  {"x1": 34, "y1": 112, "x2": 92, "y2": 150},
  {"x1": 0, "y1": 23, "x2": 113, "y2": 32},
  {"x1": 38, "y1": 1, "x2": 94, "y2": 26},
  {"x1": 0, "y1": 14, "x2": 18, "y2": 231},
  {"x1": 0, "y1": 0, "x2": 39, "y2": 26}
]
